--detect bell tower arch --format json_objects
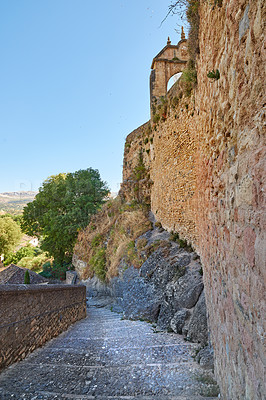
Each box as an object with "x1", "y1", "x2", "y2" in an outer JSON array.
[{"x1": 150, "y1": 28, "x2": 188, "y2": 118}]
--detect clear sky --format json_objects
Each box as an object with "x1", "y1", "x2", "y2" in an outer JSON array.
[{"x1": 0, "y1": 0, "x2": 186, "y2": 193}]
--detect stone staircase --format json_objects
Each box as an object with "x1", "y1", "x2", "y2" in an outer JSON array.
[{"x1": 0, "y1": 299, "x2": 219, "y2": 399}]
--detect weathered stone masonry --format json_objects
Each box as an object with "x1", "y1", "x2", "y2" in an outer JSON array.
[
  {"x1": 0, "y1": 284, "x2": 86, "y2": 371},
  {"x1": 195, "y1": 2, "x2": 265, "y2": 399},
  {"x1": 122, "y1": 1, "x2": 265, "y2": 399}
]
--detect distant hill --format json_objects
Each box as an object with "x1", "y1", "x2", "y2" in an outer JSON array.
[{"x1": 0, "y1": 191, "x2": 37, "y2": 215}]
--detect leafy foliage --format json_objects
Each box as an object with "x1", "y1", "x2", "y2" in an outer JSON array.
[
  {"x1": 89, "y1": 248, "x2": 106, "y2": 281},
  {"x1": 207, "y1": 69, "x2": 220, "y2": 80},
  {"x1": 39, "y1": 260, "x2": 72, "y2": 280},
  {"x1": 22, "y1": 168, "x2": 109, "y2": 263},
  {"x1": 0, "y1": 216, "x2": 22, "y2": 256},
  {"x1": 17, "y1": 253, "x2": 51, "y2": 271},
  {"x1": 3, "y1": 245, "x2": 35, "y2": 266}
]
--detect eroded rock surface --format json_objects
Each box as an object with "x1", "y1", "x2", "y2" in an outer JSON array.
[{"x1": 82, "y1": 228, "x2": 208, "y2": 348}]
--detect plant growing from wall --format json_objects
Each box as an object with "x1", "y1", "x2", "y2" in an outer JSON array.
[
  {"x1": 207, "y1": 69, "x2": 220, "y2": 80},
  {"x1": 134, "y1": 151, "x2": 147, "y2": 181},
  {"x1": 164, "y1": 1, "x2": 200, "y2": 96},
  {"x1": 74, "y1": 197, "x2": 152, "y2": 280},
  {"x1": 153, "y1": 113, "x2": 160, "y2": 124},
  {"x1": 131, "y1": 151, "x2": 151, "y2": 204},
  {"x1": 181, "y1": 59, "x2": 197, "y2": 96},
  {"x1": 89, "y1": 248, "x2": 106, "y2": 281}
]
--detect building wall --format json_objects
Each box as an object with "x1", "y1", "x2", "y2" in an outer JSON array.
[
  {"x1": 195, "y1": 1, "x2": 265, "y2": 399},
  {"x1": 120, "y1": 121, "x2": 153, "y2": 205},
  {"x1": 150, "y1": 82, "x2": 198, "y2": 246},
  {"x1": 0, "y1": 284, "x2": 86, "y2": 371},
  {"x1": 121, "y1": 1, "x2": 265, "y2": 398}
]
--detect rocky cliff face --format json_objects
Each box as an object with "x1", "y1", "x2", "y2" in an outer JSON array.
[{"x1": 74, "y1": 219, "x2": 210, "y2": 356}]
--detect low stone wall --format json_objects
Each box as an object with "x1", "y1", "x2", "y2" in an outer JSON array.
[{"x1": 0, "y1": 284, "x2": 86, "y2": 371}]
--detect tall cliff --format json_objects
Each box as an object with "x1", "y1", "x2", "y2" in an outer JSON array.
[{"x1": 120, "y1": 1, "x2": 265, "y2": 399}]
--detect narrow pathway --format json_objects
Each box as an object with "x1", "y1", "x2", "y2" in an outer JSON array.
[{"x1": 0, "y1": 300, "x2": 218, "y2": 399}]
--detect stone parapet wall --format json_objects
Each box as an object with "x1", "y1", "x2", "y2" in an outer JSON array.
[{"x1": 0, "y1": 284, "x2": 86, "y2": 371}]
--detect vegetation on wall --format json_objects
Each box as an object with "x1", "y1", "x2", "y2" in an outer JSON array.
[
  {"x1": 207, "y1": 69, "x2": 220, "y2": 80},
  {"x1": 74, "y1": 197, "x2": 152, "y2": 281},
  {"x1": 163, "y1": 1, "x2": 200, "y2": 95}
]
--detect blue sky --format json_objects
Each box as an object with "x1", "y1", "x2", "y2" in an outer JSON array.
[{"x1": 0, "y1": 0, "x2": 186, "y2": 193}]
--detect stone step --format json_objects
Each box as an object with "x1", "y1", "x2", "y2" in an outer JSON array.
[
  {"x1": 0, "y1": 302, "x2": 219, "y2": 399},
  {"x1": 0, "y1": 391, "x2": 218, "y2": 399}
]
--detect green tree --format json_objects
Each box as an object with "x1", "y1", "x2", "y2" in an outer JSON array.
[
  {"x1": 3, "y1": 245, "x2": 36, "y2": 266},
  {"x1": 24, "y1": 270, "x2": 30, "y2": 284},
  {"x1": 0, "y1": 216, "x2": 22, "y2": 256},
  {"x1": 22, "y1": 168, "x2": 109, "y2": 263}
]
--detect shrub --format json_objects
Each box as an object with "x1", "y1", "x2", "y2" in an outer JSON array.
[
  {"x1": 89, "y1": 248, "x2": 106, "y2": 281},
  {"x1": 39, "y1": 260, "x2": 72, "y2": 280},
  {"x1": 136, "y1": 238, "x2": 148, "y2": 250},
  {"x1": 17, "y1": 253, "x2": 51, "y2": 272},
  {"x1": 4, "y1": 245, "x2": 35, "y2": 266},
  {"x1": 74, "y1": 197, "x2": 152, "y2": 280},
  {"x1": 207, "y1": 69, "x2": 220, "y2": 80},
  {"x1": 174, "y1": 266, "x2": 186, "y2": 282},
  {"x1": 91, "y1": 234, "x2": 104, "y2": 248},
  {"x1": 42, "y1": 261, "x2": 52, "y2": 271},
  {"x1": 24, "y1": 270, "x2": 30, "y2": 284},
  {"x1": 170, "y1": 231, "x2": 180, "y2": 242},
  {"x1": 125, "y1": 240, "x2": 143, "y2": 268},
  {"x1": 172, "y1": 96, "x2": 179, "y2": 107},
  {"x1": 39, "y1": 270, "x2": 52, "y2": 279},
  {"x1": 51, "y1": 261, "x2": 72, "y2": 280},
  {"x1": 153, "y1": 114, "x2": 160, "y2": 124},
  {"x1": 181, "y1": 59, "x2": 197, "y2": 96}
]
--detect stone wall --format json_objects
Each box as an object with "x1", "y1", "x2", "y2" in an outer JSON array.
[
  {"x1": 120, "y1": 121, "x2": 153, "y2": 205},
  {"x1": 122, "y1": 81, "x2": 198, "y2": 247},
  {"x1": 120, "y1": 1, "x2": 265, "y2": 398},
  {"x1": 194, "y1": 2, "x2": 265, "y2": 399},
  {"x1": 150, "y1": 82, "x2": 198, "y2": 246},
  {"x1": 0, "y1": 284, "x2": 86, "y2": 371}
]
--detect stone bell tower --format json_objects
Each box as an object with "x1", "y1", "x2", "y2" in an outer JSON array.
[{"x1": 150, "y1": 28, "x2": 188, "y2": 118}]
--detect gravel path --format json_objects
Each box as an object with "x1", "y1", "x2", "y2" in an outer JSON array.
[{"x1": 0, "y1": 299, "x2": 218, "y2": 399}]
